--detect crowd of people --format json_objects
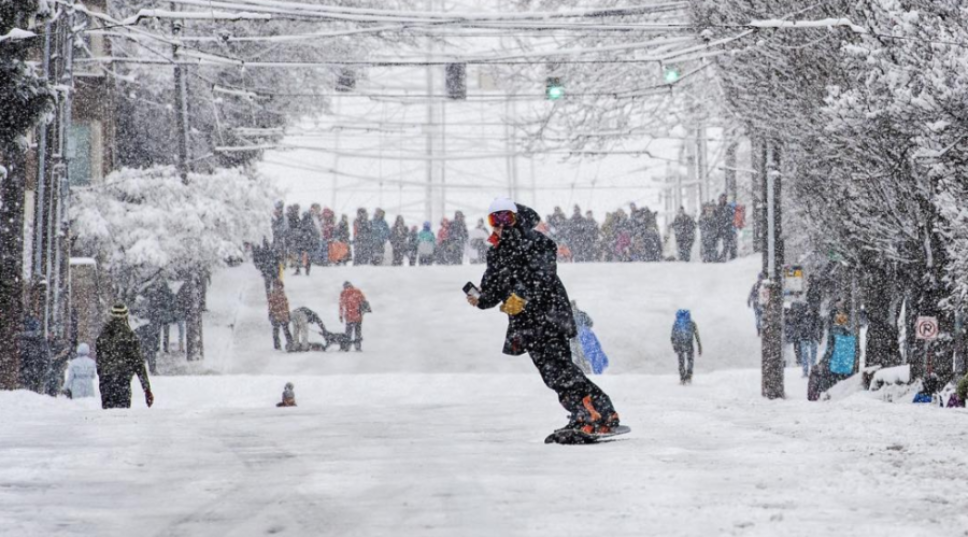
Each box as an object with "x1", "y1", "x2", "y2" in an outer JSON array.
[
  {"x1": 256, "y1": 196, "x2": 743, "y2": 282},
  {"x1": 256, "y1": 202, "x2": 493, "y2": 283}
]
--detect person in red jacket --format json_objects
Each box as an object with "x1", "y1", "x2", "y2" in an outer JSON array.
[{"x1": 339, "y1": 281, "x2": 367, "y2": 351}]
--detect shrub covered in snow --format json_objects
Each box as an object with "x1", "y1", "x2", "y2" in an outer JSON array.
[{"x1": 71, "y1": 166, "x2": 278, "y2": 300}]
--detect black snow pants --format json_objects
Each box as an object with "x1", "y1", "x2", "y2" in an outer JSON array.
[
  {"x1": 527, "y1": 335, "x2": 617, "y2": 422},
  {"x1": 675, "y1": 345, "x2": 694, "y2": 383},
  {"x1": 100, "y1": 374, "x2": 132, "y2": 409}
]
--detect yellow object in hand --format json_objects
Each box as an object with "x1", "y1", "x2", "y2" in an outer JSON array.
[{"x1": 500, "y1": 293, "x2": 527, "y2": 316}]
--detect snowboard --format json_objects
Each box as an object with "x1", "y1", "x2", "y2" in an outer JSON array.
[{"x1": 544, "y1": 425, "x2": 631, "y2": 445}]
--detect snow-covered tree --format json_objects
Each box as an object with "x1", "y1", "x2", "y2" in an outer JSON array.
[
  {"x1": 71, "y1": 165, "x2": 278, "y2": 359},
  {"x1": 698, "y1": 0, "x2": 968, "y2": 377}
]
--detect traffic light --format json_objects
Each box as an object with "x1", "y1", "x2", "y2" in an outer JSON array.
[
  {"x1": 445, "y1": 63, "x2": 467, "y2": 100},
  {"x1": 545, "y1": 77, "x2": 564, "y2": 100},
  {"x1": 663, "y1": 65, "x2": 681, "y2": 83},
  {"x1": 336, "y1": 68, "x2": 356, "y2": 92}
]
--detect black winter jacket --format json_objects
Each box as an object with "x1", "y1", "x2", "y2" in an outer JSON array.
[
  {"x1": 477, "y1": 204, "x2": 577, "y2": 355},
  {"x1": 96, "y1": 318, "x2": 151, "y2": 392}
]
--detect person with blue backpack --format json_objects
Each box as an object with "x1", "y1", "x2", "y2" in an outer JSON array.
[
  {"x1": 671, "y1": 310, "x2": 703, "y2": 385},
  {"x1": 808, "y1": 310, "x2": 858, "y2": 401}
]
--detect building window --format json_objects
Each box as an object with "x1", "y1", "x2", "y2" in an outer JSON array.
[{"x1": 68, "y1": 123, "x2": 92, "y2": 186}]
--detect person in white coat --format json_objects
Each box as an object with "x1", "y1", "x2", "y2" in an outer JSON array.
[{"x1": 63, "y1": 343, "x2": 97, "y2": 399}]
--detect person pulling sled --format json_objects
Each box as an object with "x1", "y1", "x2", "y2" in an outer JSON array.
[{"x1": 466, "y1": 198, "x2": 626, "y2": 444}]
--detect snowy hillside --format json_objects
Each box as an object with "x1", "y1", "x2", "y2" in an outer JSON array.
[{"x1": 203, "y1": 257, "x2": 762, "y2": 376}]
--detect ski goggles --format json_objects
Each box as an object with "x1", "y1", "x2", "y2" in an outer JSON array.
[{"x1": 488, "y1": 211, "x2": 517, "y2": 228}]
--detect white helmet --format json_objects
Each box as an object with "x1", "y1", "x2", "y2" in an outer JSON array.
[{"x1": 487, "y1": 197, "x2": 517, "y2": 215}]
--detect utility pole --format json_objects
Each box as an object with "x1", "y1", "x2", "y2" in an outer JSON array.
[
  {"x1": 440, "y1": 96, "x2": 447, "y2": 218},
  {"x1": 761, "y1": 140, "x2": 785, "y2": 399},
  {"x1": 725, "y1": 140, "x2": 738, "y2": 202},
  {"x1": 51, "y1": 0, "x2": 76, "y2": 338},
  {"x1": 171, "y1": 3, "x2": 190, "y2": 185},
  {"x1": 171, "y1": 3, "x2": 202, "y2": 360},
  {"x1": 752, "y1": 135, "x2": 765, "y2": 252},
  {"x1": 424, "y1": 0, "x2": 435, "y2": 222},
  {"x1": 33, "y1": 19, "x2": 54, "y2": 338}
]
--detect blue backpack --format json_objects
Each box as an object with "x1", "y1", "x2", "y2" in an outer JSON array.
[
  {"x1": 828, "y1": 334, "x2": 857, "y2": 375},
  {"x1": 672, "y1": 310, "x2": 693, "y2": 344}
]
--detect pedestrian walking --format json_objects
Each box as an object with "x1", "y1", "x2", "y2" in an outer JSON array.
[
  {"x1": 62, "y1": 343, "x2": 97, "y2": 399},
  {"x1": 748, "y1": 272, "x2": 766, "y2": 336},
  {"x1": 96, "y1": 304, "x2": 154, "y2": 409},
  {"x1": 671, "y1": 309, "x2": 703, "y2": 385}
]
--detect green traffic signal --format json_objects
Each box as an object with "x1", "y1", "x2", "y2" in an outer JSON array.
[
  {"x1": 546, "y1": 77, "x2": 564, "y2": 100},
  {"x1": 664, "y1": 66, "x2": 680, "y2": 83}
]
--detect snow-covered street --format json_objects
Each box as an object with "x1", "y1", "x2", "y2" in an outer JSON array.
[
  {"x1": 2, "y1": 261, "x2": 966, "y2": 536},
  {"x1": 4, "y1": 372, "x2": 967, "y2": 536}
]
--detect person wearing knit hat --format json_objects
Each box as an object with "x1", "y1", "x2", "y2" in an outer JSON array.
[
  {"x1": 276, "y1": 382, "x2": 296, "y2": 407},
  {"x1": 467, "y1": 198, "x2": 623, "y2": 442},
  {"x1": 96, "y1": 303, "x2": 154, "y2": 409},
  {"x1": 62, "y1": 343, "x2": 97, "y2": 399}
]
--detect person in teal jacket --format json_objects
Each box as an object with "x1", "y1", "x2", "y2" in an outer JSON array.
[{"x1": 416, "y1": 222, "x2": 436, "y2": 265}]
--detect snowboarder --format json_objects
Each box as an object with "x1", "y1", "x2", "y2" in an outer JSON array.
[
  {"x1": 96, "y1": 304, "x2": 154, "y2": 409},
  {"x1": 62, "y1": 343, "x2": 97, "y2": 399},
  {"x1": 467, "y1": 198, "x2": 622, "y2": 438},
  {"x1": 276, "y1": 382, "x2": 296, "y2": 407},
  {"x1": 339, "y1": 281, "x2": 367, "y2": 351},
  {"x1": 671, "y1": 207, "x2": 696, "y2": 262},
  {"x1": 671, "y1": 309, "x2": 702, "y2": 385},
  {"x1": 268, "y1": 279, "x2": 294, "y2": 351}
]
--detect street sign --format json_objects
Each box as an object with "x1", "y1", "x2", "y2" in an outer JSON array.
[
  {"x1": 783, "y1": 265, "x2": 804, "y2": 295},
  {"x1": 916, "y1": 316, "x2": 939, "y2": 341}
]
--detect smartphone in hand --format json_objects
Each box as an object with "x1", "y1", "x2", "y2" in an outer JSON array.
[{"x1": 463, "y1": 282, "x2": 481, "y2": 299}]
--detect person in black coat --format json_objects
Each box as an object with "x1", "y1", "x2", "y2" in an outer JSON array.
[
  {"x1": 671, "y1": 207, "x2": 696, "y2": 262},
  {"x1": 96, "y1": 304, "x2": 153, "y2": 409},
  {"x1": 467, "y1": 198, "x2": 621, "y2": 435}
]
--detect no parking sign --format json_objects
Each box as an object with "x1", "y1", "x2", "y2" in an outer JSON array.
[{"x1": 916, "y1": 316, "x2": 939, "y2": 341}]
